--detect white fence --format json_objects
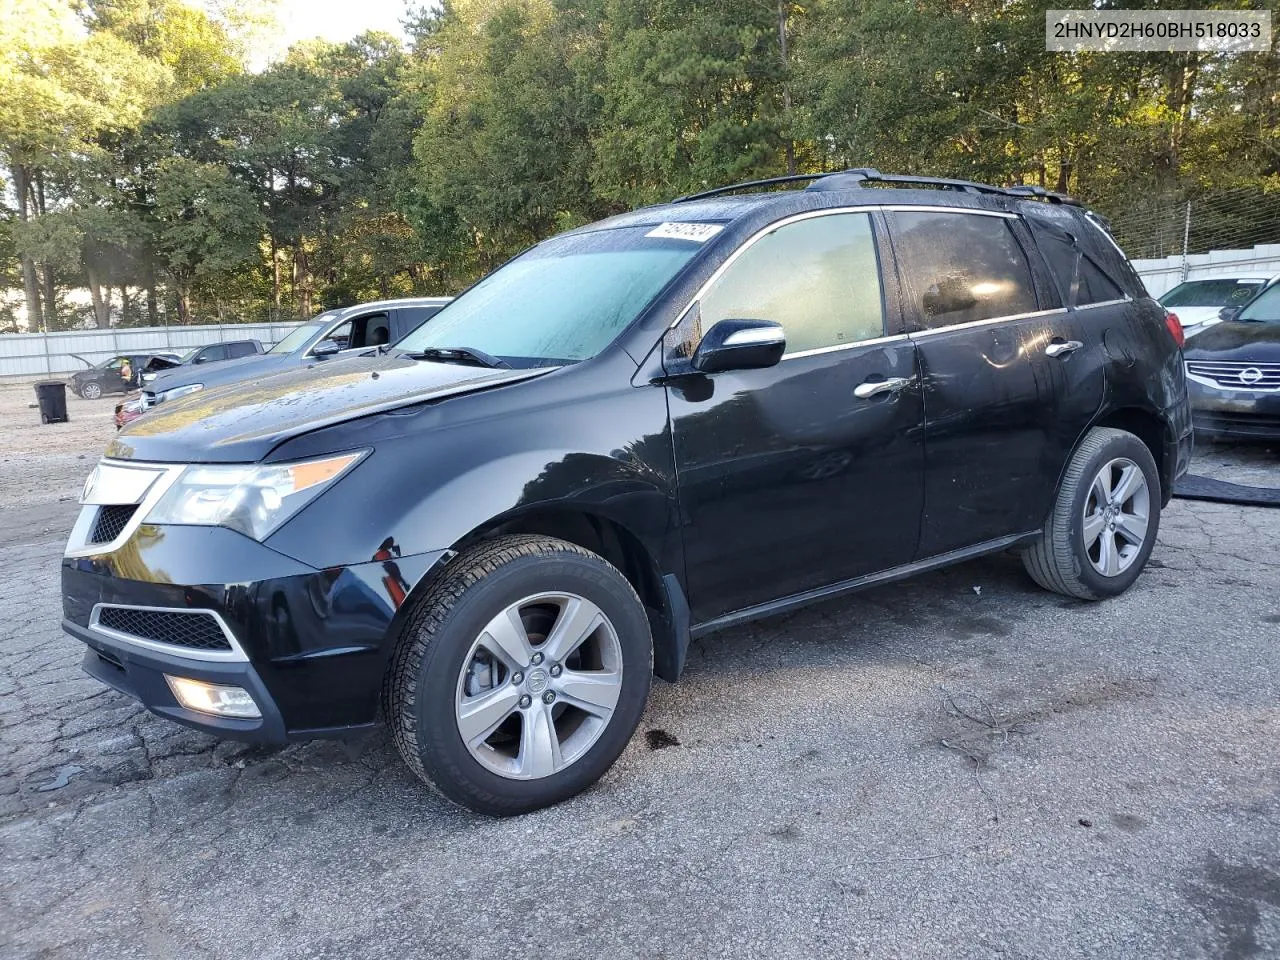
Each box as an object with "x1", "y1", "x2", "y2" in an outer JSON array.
[
  {"x1": 1132, "y1": 243, "x2": 1280, "y2": 298},
  {"x1": 0, "y1": 322, "x2": 303, "y2": 379}
]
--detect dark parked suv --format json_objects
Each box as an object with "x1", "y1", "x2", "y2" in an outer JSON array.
[{"x1": 61, "y1": 170, "x2": 1191, "y2": 815}]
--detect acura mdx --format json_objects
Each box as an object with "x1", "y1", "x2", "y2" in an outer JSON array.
[{"x1": 61, "y1": 170, "x2": 1191, "y2": 815}]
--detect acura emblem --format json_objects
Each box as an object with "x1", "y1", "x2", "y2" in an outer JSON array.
[{"x1": 1239, "y1": 367, "x2": 1264, "y2": 385}]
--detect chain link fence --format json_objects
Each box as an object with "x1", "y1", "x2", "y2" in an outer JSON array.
[{"x1": 1104, "y1": 186, "x2": 1280, "y2": 297}]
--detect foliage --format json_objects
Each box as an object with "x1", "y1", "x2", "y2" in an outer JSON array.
[{"x1": 0, "y1": 0, "x2": 1277, "y2": 329}]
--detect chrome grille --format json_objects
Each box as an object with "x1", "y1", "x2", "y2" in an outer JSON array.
[
  {"x1": 1185, "y1": 360, "x2": 1280, "y2": 391},
  {"x1": 90, "y1": 505, "x2": 138, "y2": 544},
  {"x1": 95, "y1": 607, "x2": 233, "y2": 652}
]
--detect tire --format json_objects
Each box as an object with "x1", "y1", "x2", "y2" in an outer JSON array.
[
  {"x1": 385, "y1": 535, "x2": 652, "y2": 816},
  {"x1": 80, "y1": 381, "x2": 102, "y2": 400},
  {"x1": 1021, "y1": 427, "x2": 1161, "y2": 600}
]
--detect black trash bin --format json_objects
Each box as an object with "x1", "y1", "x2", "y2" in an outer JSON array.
[{"x1": 34, "y1": 380, "x2": 69, "y2": 424}]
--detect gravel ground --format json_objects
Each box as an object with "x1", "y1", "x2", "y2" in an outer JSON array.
[{"x1": 1, "y1": 379, "x2": 1278, "y2": 960}]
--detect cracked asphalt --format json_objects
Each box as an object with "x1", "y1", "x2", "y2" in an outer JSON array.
[{"x1": 2, "y1": 383, "x2": 1279, "y2": 960}]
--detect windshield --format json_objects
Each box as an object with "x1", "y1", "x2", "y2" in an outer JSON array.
[
  {"x1": 1160, "y1": 279, "x2": 1264, "y2": 308},
  {"x1": 269, "y1": 319, "x2": 329, "y2": 354},
  {"x1": 177, "y1": 348, "x2": 199, "y2": 363},
  {"x1": 1238, "y1": 283, "x2": 1280, "y2": 324},
  {"x1": 396, "y1": 227, "x2": 706, "y2": 364}
]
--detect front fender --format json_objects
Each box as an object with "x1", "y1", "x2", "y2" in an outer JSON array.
[{"x1": 262, "y1": 363, "x2": 678, "y2": 573}]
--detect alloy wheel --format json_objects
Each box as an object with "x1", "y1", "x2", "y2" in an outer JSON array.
[
  {"x1": 82, "y1": 382, "x2": 102, "y2": 400},
  {"x1": 454, "y1": 592, "x2": 624, "y2": 780},
  {"x1": 1083, "y1": 457, "x2": 1150, "y2": 577}
]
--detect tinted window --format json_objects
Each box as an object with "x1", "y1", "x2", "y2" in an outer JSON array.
[
  {"x1": 1160, "y1": 279, "x2": 1265, "y2": 308},
  {"x1": 1036, "y1": 231, "x2": 1122, "y2": 306},
  {"x1": 1239, "y1": 283, "x2": 1280, "y2": 324},
  {"x1": 397, "y1": 227, "x2": 702, "y2": 364},
  {"x1": 198, "y1": 345, "x2": 227, "y2": 363},
  {"x1": 399, "y1": 305, "x2": 446, "y2": 336},
  {"x1": 1076, "y1": 257, "x2": 1122, "y2": 304},
  {"x1": 228, "y1": 342, "x2": 258, "y2": 358},
  {"x1": 891, "y1": 212, "x2": 1038, "y2": 329},
  {"x1": 700, "y1": 212, "x2": 885, "y2": 354}
]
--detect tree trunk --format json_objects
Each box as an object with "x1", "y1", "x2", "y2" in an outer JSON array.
[
  {"x1": 120, "y1": 285, "x2": 132, "y2": 326},
  {"x1": 41, "y1": 264, "x2": 57, "y2": 330},
  {"x1": 11, "y1": 164, "x2": 44, "y2": 331},
  {"x1": 88, "y1": 270, "x2": 109, "y2": 328},
  {"x1": 777, "y1": 0, "x2": 795, "y2": 176},
  {"x1": 270, "y1": 232, "x2": 280, "y2": 319}
]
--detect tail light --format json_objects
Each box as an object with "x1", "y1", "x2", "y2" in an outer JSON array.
[{"x1": 1164, "y1": 311, "x2": 1184, "y2": 348}]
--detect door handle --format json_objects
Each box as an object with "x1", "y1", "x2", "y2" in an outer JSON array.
[
  {"x1": 854, "y1": 377, "x2": 911, "y2": 399},
  {"x1": 1045, "y1": 340, "x2": 1083, "y2": 358}
]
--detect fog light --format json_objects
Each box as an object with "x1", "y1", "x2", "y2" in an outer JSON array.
[{"x1": 165, "y1": 675, "x2": 261, "y2": 719}]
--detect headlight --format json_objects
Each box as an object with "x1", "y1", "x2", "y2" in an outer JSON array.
[
  {"x1": 145, "y1": 451, "x2": 366, "y2": 540},
  {"x1": 158, "y1": 383, "x2": 203, "y2": 403}
]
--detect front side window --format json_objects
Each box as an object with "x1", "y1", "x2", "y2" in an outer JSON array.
[
  {"x1": 397, "y1": 227, "x2": 704, "y2": 365},
  {"x1": 698, "y1": 212, "x2": 885, "y2": 355},
  {"x1": 270, "y1": 319, "x2": 330, "y2": 354},
  {"x1": 890, "y1": 211, "x2": 1038, "y2": 329}
]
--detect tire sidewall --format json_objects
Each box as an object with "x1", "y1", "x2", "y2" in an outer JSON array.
[
  {"x1": 412, "y1": 552, "x2": 652, "y2": 814},
  {"x1": 1067, "y1": 434, "x2": 1161, "y2": 598},
  {"x1": 82, "y1": 381, "x2": 101, "y2": 400}
]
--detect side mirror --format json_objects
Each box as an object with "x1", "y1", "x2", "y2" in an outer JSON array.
[
  {"x1": 692, "y1": 319, "x2": 786, "y2": 374},
  {"x1": 312, "y1": 340, "x2": 341, "y2": 359},
  {"x1": 1218, "y1": 306, "x2": 1241, "y2": 322},
  {"x1": 193, "y1": 356, "x2": 207, "y2": 364}
]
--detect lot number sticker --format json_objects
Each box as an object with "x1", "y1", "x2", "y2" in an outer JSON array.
[{"x1": 645, "y1": 222, "x2": 724, "y2": 243}]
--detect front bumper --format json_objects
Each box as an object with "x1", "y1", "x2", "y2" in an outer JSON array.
[
  {"x1": 1187, "y1": 380, "x2": 1280, "y2": 441},
  {"x1": 62, "y1": 525, "x2": 449, "y2": 743}
]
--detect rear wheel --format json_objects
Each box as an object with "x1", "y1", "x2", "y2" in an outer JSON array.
[
  {"x1": 1021, "y1": 427, "x2": 1161, "y2": 600},
  {"x1": 385, "y1": 535, "x2": 652, "y2": 816},
  {"x1": 80, "y1": 381, "x2": 102, "y2": 400}
]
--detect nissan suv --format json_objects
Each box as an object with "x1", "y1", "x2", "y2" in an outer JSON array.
[{"x1": 61, "y1": 170, "x2": 1191, "y2": 816}]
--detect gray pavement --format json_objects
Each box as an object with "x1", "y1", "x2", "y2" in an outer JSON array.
[{"x1": 2, "y1": 416, "x2": 1279, "y2": 959}]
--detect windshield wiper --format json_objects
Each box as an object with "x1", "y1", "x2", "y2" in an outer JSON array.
[{"x1": 410, "y1": 346, "x2": 511, "y2": 369}]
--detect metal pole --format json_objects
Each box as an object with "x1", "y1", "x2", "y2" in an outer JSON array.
[{"x1": 1180, "y1": 200, "x2": 1192, "y2": 281}]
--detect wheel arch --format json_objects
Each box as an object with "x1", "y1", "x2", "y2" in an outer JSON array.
[
  {"x1": 1088, "y1": 406, "x2": 1174, "y2": 504},
  {"x1": 384, "y1": 505, "x2": 691, "y2": 686}
]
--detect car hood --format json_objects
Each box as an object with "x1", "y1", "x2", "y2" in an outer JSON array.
[
  {"x1": 148, "y1": 352, "x2": 283, "y2": 393},
  {"x1": 106, "y1": 353, "x2": 556, "y2": 464},
  {"x1": 1184, "y1": 321, "x2": 1280, "y2": 362}
]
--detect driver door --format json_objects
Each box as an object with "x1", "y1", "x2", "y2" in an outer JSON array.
[{"x1": 665, "y1": 211, "x2": 925, "y2": 622}]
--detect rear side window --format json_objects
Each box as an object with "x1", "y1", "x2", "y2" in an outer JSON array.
[
  {"x1": 228, "y1": 342, "x2": 258, "y2": 358},
  {"x1": 889, "y1": 211, "x2": 1038, "y2": 330},
  {"x1": 1034, "y1": 230, "x2": 1123, "y2": 307},
  {"x1": 699, "y1": 212, "x2": 885, "y2": 355}
]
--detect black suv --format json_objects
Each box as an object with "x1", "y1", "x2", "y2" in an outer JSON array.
[{"x1": 61, "y1": 170, "x2": 1191, "y2": 815}]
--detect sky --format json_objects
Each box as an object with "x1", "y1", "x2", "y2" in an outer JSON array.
[{"x1": 262, "y1": 0, "x2": 412, "y2": 62}]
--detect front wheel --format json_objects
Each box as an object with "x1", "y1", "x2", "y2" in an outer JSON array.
[
  {"x1": 1021, "y1": 427, "x2": 1161, "y2": 600},
  {"x1": 80, "y1": 381, "x2": 102, "y2": 400},
  {"x1": 385, "y1": 535, "x2": 652, "y2": 816}
]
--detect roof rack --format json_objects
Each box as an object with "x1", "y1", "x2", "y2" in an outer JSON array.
[{"x1": 673, "y1": 168, "x2": 1084, "y2": 207}]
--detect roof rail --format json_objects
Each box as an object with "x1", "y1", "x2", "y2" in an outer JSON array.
[{"x1": 673, "y1": 168, "x2": 1084, "y2": 207}]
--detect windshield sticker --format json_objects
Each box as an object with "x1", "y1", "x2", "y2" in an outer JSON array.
[{"x1": 645, "y1": 222, "x2": 724, "y2": 243}]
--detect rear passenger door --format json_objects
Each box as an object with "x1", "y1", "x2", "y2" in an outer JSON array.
[
  {"x1": 666, "y1": 210, "x2": 925, "y2": 622},
  {"x1": 885, "y1": 208, "x2": 1104, "y2": 556}
]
